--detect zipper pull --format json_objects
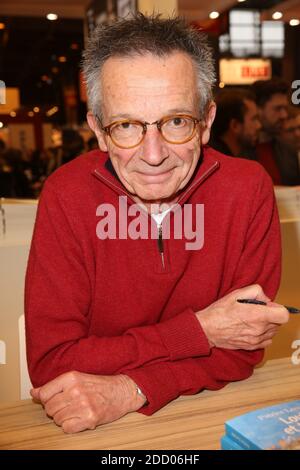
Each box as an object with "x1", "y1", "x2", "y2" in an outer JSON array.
[{"x1": 157, "y1": 224, "x2": 165, "y2": 269}]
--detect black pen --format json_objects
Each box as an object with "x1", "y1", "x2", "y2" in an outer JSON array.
[{"x1": 237, "y1": 298, "x2": 300, "y2": 314}]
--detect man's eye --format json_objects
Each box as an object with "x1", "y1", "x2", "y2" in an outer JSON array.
[
  {"x1": 120, "y1": 122, "x2": 131, "y2": 129},
  {"x1": 170, "y1": 117, "x2": 186, "y2": 127}
]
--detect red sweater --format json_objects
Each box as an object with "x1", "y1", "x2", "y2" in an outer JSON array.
[{"x1": 25, "y1": 146, "x2": 281, "y2": 415}]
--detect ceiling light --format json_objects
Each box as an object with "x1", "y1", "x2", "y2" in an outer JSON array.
[
  {"x1": 10, "y1": 111, "x2": 16, "y2": 117},
  {"x1": 0, "y1": 23, "x2": 5, "y2": 30},
  {"x1": 46, "y1": 106, "x2": 59, "y2": 117},
  {"x1": 28, "y1": 111, "x2": 34, "y2": 117},
  {"x1": 58, "y1": 56, "x2": 67, "y2": 63},
  {"x1": 209, "y1": 11, "x2": 220, "y2": 20},
  {"x1": 0, "y1": 122, "x2": 4, "y2": 128},
  {"x1": 46, "y1": 13, "x2": 58, "y2": 21},
  {"x1": 237, "y1": 0, "x2": 247, "y2": 3},
  {"x1": 33, "y1": 107, "x2": 40, "y2": 113},
  {"x1": 219, "y1": 82, "x2": 225, "y2": 89},
  {"x1": 289, "y1": 19, "x2": 300, "y2": 26},
  {"x1": 272, "y1": 12, "x2": 283, "y2": 20}
]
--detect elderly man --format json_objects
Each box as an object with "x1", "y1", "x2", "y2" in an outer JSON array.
[{"x1": 26, "y1": 14, "x2": 288, "y2": 434}]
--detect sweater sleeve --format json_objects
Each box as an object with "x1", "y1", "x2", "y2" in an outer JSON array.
[
  {"x1": 25, "y1": 181, "x2": 210, "y2": 387},
  {"x1": 123, "y1": 169, "x2": 282, "y2": 415},
  {"x1": 124, "y1": 349, "x2": 264, "y2": 415}
]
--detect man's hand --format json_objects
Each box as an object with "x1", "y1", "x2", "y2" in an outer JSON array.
[
  {"x1": 196, "y1": 284, "x2": 289, "y2": 350},
  {"x1": 30, "y1": 372, "x2": 146, "y2": 433}
]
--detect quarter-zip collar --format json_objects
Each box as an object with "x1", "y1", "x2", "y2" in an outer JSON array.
[{"x1": 92, "y1": 146, "x2": 220, "y2": 207}]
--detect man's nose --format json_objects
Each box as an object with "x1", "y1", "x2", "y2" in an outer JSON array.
[
  {"x1": 280, "y1": 108, "x2": 288, "y2": 120},
  {"x1": 256, "y1": 120, "x2": 262, "y2": 131},
  {"x1": 140, "y1": 126, "x2": 168, "y2": 165},
  {"x1": 294, "y1": 127, "x2": 300, "y2": 138}
]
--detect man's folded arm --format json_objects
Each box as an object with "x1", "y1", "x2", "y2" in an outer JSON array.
[{"x1": 123, "y1": 347, "x2": 264, "y2": 415}]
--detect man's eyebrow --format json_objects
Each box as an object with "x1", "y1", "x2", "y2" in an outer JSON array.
[
  {"x1": 109, "y1": 113, "x2": 133, "y2": 120},
  {"x1": 109, "y1": 109, "x2": 195, "y2": 121},
  {"x1": 164, "y1": 108, "x2": 195, "y2": 115}
]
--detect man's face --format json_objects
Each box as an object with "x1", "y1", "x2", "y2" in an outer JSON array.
[
  {"x1": 294, "y1": 114, "x2": 300, "y2": 150},
  {"x1": 239, "y1": 99, "x2": 261, "y2": 147},
  {"x1": 282, "y1": 114, "x2": 300, "y2": 151},
  {"x1": 259, "y1": 93, "x2": 289, "y2": 135},
  {"x1": 88, "y1": 52, "x2": 215, "y2": 204}
]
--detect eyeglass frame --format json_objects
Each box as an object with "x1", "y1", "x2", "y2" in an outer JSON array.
[{"x1": 95, "y1": 113, "x2": 203, "y2": 149}]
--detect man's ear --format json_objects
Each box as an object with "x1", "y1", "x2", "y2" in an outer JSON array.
[
  {"x1": 201, "y1": 102, "x2": 217, "y2": 145},
  {"x1": 86, "y1": 111, "x2": 108, "y2": 152}
]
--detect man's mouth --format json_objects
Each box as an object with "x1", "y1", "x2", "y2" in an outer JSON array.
[{"x1": 137, "y1": 168, "x2": 174, "y2": 183}]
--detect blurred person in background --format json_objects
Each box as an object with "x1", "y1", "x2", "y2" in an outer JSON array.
[
  {"x1": 0, "y1": 140, "x2": 15, "y2": 197},
  {"x1": 30, "y1": 149, "x2": 55, "y2": 197},
  {"x1": 87, "y1": 135, "x2": 99, "y2": 151},
  {"x1": 46, "y1": 129, "x2": 85, "y2": 175},
  {"x1": 252, "y1": 79, "x2": 300, "y2": 186},
  {"x1": 60, "y1": 129, "x2": 85, "y2": 165},
  {"x1": 211, "y1": 88, "x2": 261, "y2": 159},
  {"x1": 0, "y1": 148, "x2": 34, "y2": 198},
  {"x1": 281, "y1": 106, "x2": 300, "y2": 169},
  {"x1": 0, "y1": 138, "x2": 6, "y2": 156}
]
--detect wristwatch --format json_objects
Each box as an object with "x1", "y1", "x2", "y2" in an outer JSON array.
[{"x1": 136, "y1": 385, "x2": 148, "y2": 405}]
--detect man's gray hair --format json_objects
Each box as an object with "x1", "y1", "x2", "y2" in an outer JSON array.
[{"x1": 82, "y1": 13, "x2": 216, "y2": 120}]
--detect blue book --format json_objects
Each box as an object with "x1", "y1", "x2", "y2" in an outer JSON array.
[
  {"x1": 225, "y1": 400, "x2": 300, "y2": 450},
  {"x1": 221, "y1": 434, "x2": 244, "y2": 450}
]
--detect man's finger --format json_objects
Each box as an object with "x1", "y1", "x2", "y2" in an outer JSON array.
[
  {"x1": 235, "y1": 284, "x2": 270, "y2": 303},
  {"x1": 38, "y1": 373, "x2": 72, "y2": 404},
  {"x1": 264, "y1": 305, "x2": 290, "y2": 325},
  {"x1": 44, "y1": 394, "x2": 70, "y2": 418},
  {"x1": 52, "y1": 405, "x2": 78, "y2": 426},
  {"x1": 62, "y1": 417, "x2": 86, "y2": 434},
  {"x1": 238, "y1": 303, "x2": 289, "y2": 325},
  {"x1": 30, "y1": 387, "x2": 40, "y2": 400}
]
